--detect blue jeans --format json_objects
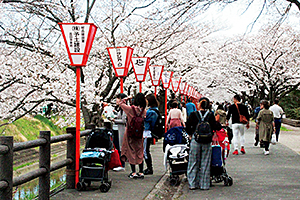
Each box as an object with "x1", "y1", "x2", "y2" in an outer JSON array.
[{"x1": 274, "y1": 118, "x2": 281, "y2": 142}]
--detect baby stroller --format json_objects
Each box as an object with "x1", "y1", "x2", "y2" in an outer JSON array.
[
  {"x1": 163, "y1": 126, "x2": 189, "y2": 186},
  {"x1": 77, "y1": 127, "x2": 114, "y2": 192},
  {"x1": 211, "y1": 128, "x2": 233, "y2": 186}
]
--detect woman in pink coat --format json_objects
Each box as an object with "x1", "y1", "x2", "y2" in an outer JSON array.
[
  {"x1": 166, "y1": 101, "x2": 185, "y2": 130},
  {"x1": 118, "y1": 93, "x2": 147, "y2": 179}
]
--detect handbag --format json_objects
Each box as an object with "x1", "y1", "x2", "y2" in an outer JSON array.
[
  {"x1": 235, "y1": 103, "x2": 248, "y2": 124},
  {"x1": 271, "y1": 134, "x2": 276, "y2": 145},
  {"x1": 211, "y1": 144, "x2": 223, "y2": 167},
  {"x1": 108, "y1": 145, "x2": 122, "y2": 170}
]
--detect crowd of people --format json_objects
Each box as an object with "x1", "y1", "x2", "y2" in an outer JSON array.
[{"x1": 100, "y1": 92, "x2": 284, "y2": 190}]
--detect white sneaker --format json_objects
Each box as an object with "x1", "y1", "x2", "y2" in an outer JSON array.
[
  {"x1": 113, "y1": 167, "x2": 125, "y2": 172},
  {"x1": 264, "y1": 151, "x2": 270, "y2": 155}
]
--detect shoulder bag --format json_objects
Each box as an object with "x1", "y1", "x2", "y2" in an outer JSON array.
[{"x1": 235, "y1": 103, "x2": 248, "y2": 124}]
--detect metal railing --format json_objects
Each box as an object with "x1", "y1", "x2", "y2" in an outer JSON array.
[{"x1": 0, "y1": 127, "x2": 92, "y2": 200}]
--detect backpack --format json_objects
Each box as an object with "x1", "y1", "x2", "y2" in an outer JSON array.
[
  {"x1": 194, "y1": 110, "x2": 213, "y2": 144},
  {"x1": 127, "y1": 106, "x2": 145, "y2": 139},
  {"x1": 150, "y1": 108, "x2": 165, "y2": 139}
]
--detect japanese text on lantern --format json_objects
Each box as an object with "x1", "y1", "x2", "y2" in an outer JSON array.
[
  {"x1": 163, "y1": 72, "x2": 168, "y2": 83},
  {"x1": 68, "y1": 26, "x2": 85, "y2": 53},
  {"x1": 117, "y1": 48, "x2": 122, "y2": 68},
  {"x1": 153, "y1": 67, "x2": 156, "y2": 79},
  {"x1": 135, "y1": 59, "x2": 145, "y2": 66}
]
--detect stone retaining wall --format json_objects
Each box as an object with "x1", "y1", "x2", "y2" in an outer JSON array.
[{"x1": 282, "y1": 118, "x2": 300, "y2": 127}]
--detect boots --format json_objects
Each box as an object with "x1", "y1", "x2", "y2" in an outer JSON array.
[{"x1": 143, "y1": 158, "x2": 153, "y2": 175}]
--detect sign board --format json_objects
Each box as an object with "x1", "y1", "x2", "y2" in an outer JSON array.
[
  {"x1": 59, "y1": 23, "x2": 97, "y2": 66},
  {"x1": 149, "y1": 65, "x2": 164, "y2": 86},
  {"x1": 192, "y1": 87, "x2": 196, "y2": 98},
  {"x1": 132, "y1": 57, "x2": 150, "y2": 82},
  {"x1": 186, "y1": 85, "x2": 191, "y2": 96},
  {"x1": 179, "y1": 81, "x2": 187, "y2": 94},
  {"x1": 171, "y1": 77, "x2": 181, "y2": 93},
  {"x1": 161, "y1": 71, "x2": 173, "y2": 89},
  {"x1": 107, "y1": 47, "x2": 133, "y2": 77}
]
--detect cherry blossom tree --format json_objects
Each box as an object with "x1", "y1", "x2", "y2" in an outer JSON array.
[
  {"x1": 1, "y1": 0, "x2": 299, "y2": 129},
  {"x1": 162, "y1": 23, "x2": 300, "y2": 105},
  {"x1": 0, "y1": 0, "x2": 216, "y2": 128},
  {"x1": 227, "y1": 24, "x2": 300, "y2": 103}
]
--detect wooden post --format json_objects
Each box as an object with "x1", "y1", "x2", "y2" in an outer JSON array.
[
  {"x1": 38, "y1": 131, "x2": 50, "y2": 200},
  {"x1": 66, "y1": 127, "x2": 76, "y2": 189},
  {"x1": 0, "y1": 136, "x2": 13, "y2": 200}
]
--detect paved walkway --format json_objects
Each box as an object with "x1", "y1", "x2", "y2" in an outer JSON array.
[
  {"x1": 178, "y1": 123, "x2": 300, "y2": 200},
  {"x1": 52, "y1": 123, "x2": 300, "y2": 200},
  {"x1": 51, "y1": 138, "x2": 166, "y2": 200},
  {"x1": 278, "y1": 123, "x2": 300, "y2": 154}
]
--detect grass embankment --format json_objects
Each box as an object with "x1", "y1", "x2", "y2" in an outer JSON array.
[
  {"x1": 13, "y1": 161, "x2": 36, "y2": 171},
  {"x1": 281, "y1": 126, "x2": 292, "y2": 131},
  {"x1": 0, "y1": 115, "x2": 66, "y2": 142}
]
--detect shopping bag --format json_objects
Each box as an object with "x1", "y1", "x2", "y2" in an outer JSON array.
[
  {"x1": 211, "y1": 145, "x2": 223, "y2": 167},
  {"x1": 108, "y1": 148, "x2": 122, "y2": 170},
  {"x1": 271, "y1": 134, "x2": 276, "y2": 145}
]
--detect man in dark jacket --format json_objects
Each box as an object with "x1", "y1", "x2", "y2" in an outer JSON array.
[{"x1": 226, "y1": 94, "x2": 250, "y2": 155}]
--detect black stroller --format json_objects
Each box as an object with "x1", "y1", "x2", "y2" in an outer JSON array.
[
  {"x1": 77, "y1": 128, "x2": 114, "y2": 192},
  {"x1": 163, "y1": 126, "x2": 189, "y2": 186}
]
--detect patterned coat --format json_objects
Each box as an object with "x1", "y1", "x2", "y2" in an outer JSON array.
[{"x1": 257, "y1": 108, "x2": 274, "y2": 142}]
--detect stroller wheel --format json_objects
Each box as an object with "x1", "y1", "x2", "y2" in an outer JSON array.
[
  {"x1": 84, "y1": 180, "x2": 91, "y2": 187},
  {"x1": 76, "y1": 182, "x2": 86, "y2": 191},
  {"x1": 169, "y1": 175, "x2": 180, "y2": 186},
  {"x1": 223, "y1": 177, "x2": 229, "y2": 186},
  {"x1": 228, "y1": 177, "x2": 233, "y2": 186},
  {"x1": 100, "y1": 183, "x2": 110, "y2": 193},
  {"x1": 107, "y1": 179, "x2": 112, "y2": 187},
  {"x1": 170, "y1": 178, "x2": 178, "y2": 186}
]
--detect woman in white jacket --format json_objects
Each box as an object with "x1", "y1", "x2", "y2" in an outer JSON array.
[{"x1": 113, "y1": 93, "x2": 127, "y2": 171}]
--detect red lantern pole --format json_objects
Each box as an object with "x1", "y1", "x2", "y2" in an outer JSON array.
[
  {"x1": 181, "y1": 95, "x2": 183, "y2": 103},
  {"x1": 161, "y1": 71, "x2": 173, "y2": 133},
  {"x1": 120, "y1": 78, "x2": 124, "y2": 93},
  {"x1": 58, "y1": 23, "x2": 97, "y2": 188},
  {"x1": 149, "y1": 65, "x2": 164, "y2": 96},
  {"x1": 139, "y1": 82, "x2": 142, "y2": 93},
  {"x1": 165, "y1": 89, "x2": 168, "y2": 133},
  {"x1": 107, "y1": 47, "x2": 133, "y2": 94},
  {"x1": 75, "y1": 67, "x2": 81, "y2": 185},
  {"x1": 132, "y1": 57, "x2": 150, "y2": 94}
]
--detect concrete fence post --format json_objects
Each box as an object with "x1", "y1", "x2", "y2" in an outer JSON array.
[
  {"x1": 38, "y1": 131, "x2": 50, "y2": 200},
  {"x1": 0, "y1": 136, "x2": 13, "y2": 200}
]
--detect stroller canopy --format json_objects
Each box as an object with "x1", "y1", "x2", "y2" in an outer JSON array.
[
  {"x1": 164, "y1": 126, "x2": 187, "y2": 145},
  {"x1": 86, "y1": 128, "x2": 113, "y2": 150}
]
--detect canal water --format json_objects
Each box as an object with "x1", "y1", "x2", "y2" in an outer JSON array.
[{"x1": 13, "y1": 168, "x2": 66, "y2": 200}]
